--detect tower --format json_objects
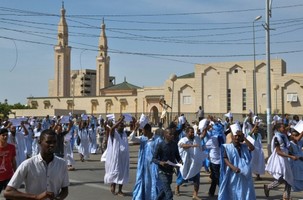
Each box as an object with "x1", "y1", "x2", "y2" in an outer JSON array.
[
  {"x1": 96, "y1": 19, "x2": 110, "y2": 96},
  {"x1": 53, "y1": 3, "x2": 71, "y2": 97}
]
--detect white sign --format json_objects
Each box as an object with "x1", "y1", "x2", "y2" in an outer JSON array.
[{"x1": 294, "y1": 120, "x2": 303, "y2": 133}]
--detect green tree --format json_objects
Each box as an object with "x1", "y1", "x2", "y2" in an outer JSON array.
[
  {"x1": 0, "y1": 102, "x2": 11, "y2": 118},
  {"x1": 11, "y1": 103, "x2": 30, "y2": 109},
  {"x1": 0, "y1": 102, "x2": 30, "y2": 119}
]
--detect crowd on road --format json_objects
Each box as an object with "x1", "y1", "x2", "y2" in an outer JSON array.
[{"x1": 1, "y1": 105, "x2": 303, "y2": 200}]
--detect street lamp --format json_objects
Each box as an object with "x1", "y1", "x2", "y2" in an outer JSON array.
[
  {"x1": 169, "y1": 74, "x2": 177, "y2": 124},
  {"x1": 71, "y1": 73, "x2": 77, "y2": 115},
  {"x1": 253, "y1": 15, "x2": 262, "y2": 115}
]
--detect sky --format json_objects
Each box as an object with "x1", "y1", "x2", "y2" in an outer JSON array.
[{"x1": 1, "y1": 0, "x2": 303, "y2": 105}]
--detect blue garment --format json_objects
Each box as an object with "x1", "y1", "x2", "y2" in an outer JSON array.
[
  {"x1": 205, "y1": 123, "x2": 225, "y2": 196},
  {"x1": 89, "y1": 116, "x2": 96, "y2": 127},
  {"x1": 218, "y1": 143, "x2": 256, "y2": 200},
  {"x1": 172, "y1": 127, "x2": 183, "y2": 143},
  {"x1": 201, "y1": 130, "x2": 211, "y2": 172},
  {"x1": 69, "y1": 125, "x2": 76, "y2": 149},
  {"x1": 178, "y1": 130, "x2": 186, "y2": 141},
  {"x1": 283, "y1": 118, "x2": 289, "y2": 126},
  {"x1": 24, "y1": 126, "x2": 34, "y2": 157},
  {"x1": 133, "y1": 136, "x2": 162, "y2": 200},
  {"x1": 176, "y1": 171, "x2": 200, "y2": 186},
  {"x1": 211, "y1": 123, "x2": 225, "y2": 146},
  {"x1": 42, "y1": 118, "x2": 51, "y2": 130},
  {"x1": 157, "y1": 173, "x2": 173, "y2": 200},
  {"x1": 202, "y1": 158, "x2": 210, "y2": 172},
  {"x1": 289, "y1": 140, "x2": 303, "y2": 191},
  {"x1": 176, "y1": 170, "x2": 184, "y2": 186},
  {"x1": 206, "y1": 123, "x2": 225, "y2": 165}
]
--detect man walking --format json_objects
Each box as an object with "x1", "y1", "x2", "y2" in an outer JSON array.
[
  {"x1": 104, "y1": 115, "x2": 129, "y2": 196},
  {"x1": 196, "y1": 106, "x2": 204, "y2": 122}
]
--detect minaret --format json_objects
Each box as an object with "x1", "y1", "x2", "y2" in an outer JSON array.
[
  {"x1": 53, "y1": 2, "x2": 71, "y2": 97},
  {"x1": 96, "y1": 19, "x2": 110, "y2": 96}
]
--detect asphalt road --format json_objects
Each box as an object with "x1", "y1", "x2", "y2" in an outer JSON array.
[
  {"x1": 1, "y1": 143, "x2": 303, "y2": 200},
  {"x1": 66, "y1": 144, "x2": 303, "y2": 200}
]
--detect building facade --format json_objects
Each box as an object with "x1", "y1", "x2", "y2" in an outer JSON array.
[{"x1": 12, "y1": 5, "x2": 303, "y2": 124}]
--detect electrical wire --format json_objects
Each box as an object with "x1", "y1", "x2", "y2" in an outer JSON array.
[
  {"x1": 0, "y1": 4, "x2": 302, "y2": 62},
  {"x1": 8, "y1": 39, "x2": 18, "y2": 72}
]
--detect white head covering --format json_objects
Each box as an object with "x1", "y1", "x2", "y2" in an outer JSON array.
[
  {"x1": 139, "y1": 113, "x2": 149, "y2": 128},
  {"x1": 122, "y1": 113, "x2": 133, "y2": 123},
  {"x1": 272, "y1": 115, "x2": 282, "y2": 124},
  {"x1": 224, "y1": 112, "x2": 233, "y2": 119},
  {"x1": 178, "y1": 115, "x2": 186, "y2": 125},
  {"x1": 253, "y1": 115, "x2": 262, "y2": 125},
  {"x1": 198, "y1": 119, "x2": 209, "y2": 132},
  {"x1": 294, "y1": 120, "x2": 303, "y2": 133},
  {"x1": 106, "y1": 114, "x2": 115, "y2": 121},
  {"x1": 230, "y1": 123, "x2": 241, "y2": 135},
  {"x1": 81, "y1": 114, "x2": 88, "y2": 121}
]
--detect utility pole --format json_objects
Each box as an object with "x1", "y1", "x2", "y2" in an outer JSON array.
[{"x1": 265, "y1": 0, "x2": 272, "y2": 156}]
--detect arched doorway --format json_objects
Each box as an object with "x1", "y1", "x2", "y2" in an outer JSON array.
[{"x1": 149, "y1": 106, "x2": 159, "y2": 126}]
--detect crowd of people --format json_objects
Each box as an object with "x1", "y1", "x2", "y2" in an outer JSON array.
[{"x1": 0, "y1": 106, "x2": 303, "y2": 200}]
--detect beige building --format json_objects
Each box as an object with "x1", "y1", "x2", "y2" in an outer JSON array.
[
  {"x1": 12, "y1": 5, "x2": 303, "y2": 123},
  {"x1": 195, "y1": 59, "x2": 303, "y2": 116}
]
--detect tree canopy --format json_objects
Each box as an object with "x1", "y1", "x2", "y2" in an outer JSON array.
[{"x1": 0, "y1": 102, "x2": 30, "y2": 118}]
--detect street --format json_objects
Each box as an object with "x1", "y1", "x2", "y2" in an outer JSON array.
[
  {"x1": 66, "y1": 144, "x2": 303, "y2": 200},
  {"x1": 1, "y1": 143, "x2": 303, "y2": 200}
]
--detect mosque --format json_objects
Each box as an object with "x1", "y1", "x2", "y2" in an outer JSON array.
[{"x1": 12, "y1": 5, "x2": 303, "y2": 124}]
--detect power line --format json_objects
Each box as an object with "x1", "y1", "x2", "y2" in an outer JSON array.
[
  {"x1": 0, "y1": 4, "x2": 302, "y2": 18},
  {"x1": 1, "y1": 11, "x2": 303, "y2": 40},
  {"x1": 0, "y1": 16, "x2": 299, "y2": 48},
  {"x1": 0, "y1": 4, "x2": 302, "y2": 64},
  {"x1": 8, "y1": 39, "x2": 18, "y2": 72},
  {"x1": 1, "y1": 18, "x2": 302, "y2": 48}
]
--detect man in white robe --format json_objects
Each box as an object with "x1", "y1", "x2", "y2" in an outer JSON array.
[
  {"x1": 104, "y1": 116, "x2": 129, "y2": 196},
  {"x1": 24, "y1": 123, "x2": 34, "y2": 158},
  {"x1": 7, "y1": 122, "x2": 28, "y2": 167},
  {"x1": 248, "y1": 122, "x2": 265, "y2": 180},
  {"x1": 88, "y1": 124, "x2": 98, "y2": 154},
  {"x1": 77, "y1": 121, "x2": 90, "y2": 162},
  {"x1": 32, "y1": 122, "x2": 42, "y2": 157},
  {"x1": 242, "y1": 110, "x2": 253, "y2": 136},
  {"x1": 176, "y1": 126, "x2": 205, "y2": 200},
  {"x1": 159, "y1": 97, "x2": 171, "y2": 126}
]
